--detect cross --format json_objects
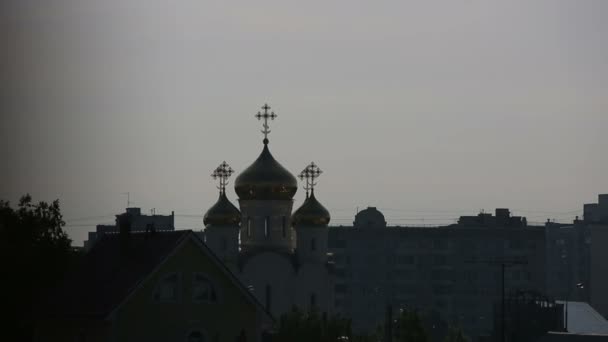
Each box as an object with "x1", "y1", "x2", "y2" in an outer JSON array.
[
  {"x1": 211, "y1": 161, "x2": 234, "y2": 194},
  {"x1": 298, "y1": 162, "x2": 323, "y2": 198},
  {"x1": 255, "y1": 103, "x2": 277, "y2": 143}
]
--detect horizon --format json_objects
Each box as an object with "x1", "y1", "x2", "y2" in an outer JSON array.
[{"x1": 2, "y1": 0, "x2": 607, "y2": 246}]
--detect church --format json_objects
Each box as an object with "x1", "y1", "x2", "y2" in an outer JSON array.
[{"x1": 202, "y1": 104, "x2": 335, "y2": 318}]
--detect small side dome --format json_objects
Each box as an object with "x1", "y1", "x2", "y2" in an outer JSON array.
[
  {"x1": 204, "y1": 193, "x2": 241, "y2": 226},
  {"x1": 354, "y1": 207, "x2": 386, "y2": 228},
  {"x1": 292, "y1": 192, "x2": 331, "y2": 227},
  {"x1": 234, "y1": 143, "x2": 298, "y2": 200}
]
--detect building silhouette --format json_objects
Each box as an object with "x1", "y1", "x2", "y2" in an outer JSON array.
[
  {"x1": 203, "y1": 104, "x2": 335, "y2": 319},
  {"x1": 328, "y1": 207, "x2": 546, "y2": 338},
  {"x1": 38, "y1": 229, "x2": 273, "y2": 341},
  {"x1": 84, "y1": 207, "x2": 175, "y2": 250}
]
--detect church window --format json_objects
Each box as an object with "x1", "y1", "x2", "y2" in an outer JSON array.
[
  {"x1": 282, "y1": 217, "x2": 287, "y2": 238},
  {"x1": 192, "y1": 273, "x2": 218, "y2": 303},
  {"x1": 154, "y1": 273, "x2": 180, "y2": 302},
  {"x1": 265, "y1": 284, "x2": 272, "y2": 312},
  {"x1": 264, "y1": 217, "x2": 270, "y2": 238},
  {"x1": 311, "y1": 238, "x2": 317, "y2": 251}
]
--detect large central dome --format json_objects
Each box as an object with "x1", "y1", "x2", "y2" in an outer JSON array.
[{"x1": 234, "y1": 142, "x2": 298, "y2": 200}]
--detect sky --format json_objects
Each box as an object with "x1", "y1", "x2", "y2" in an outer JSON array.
[{"x1": 2, "y1": 0, "x2": 607, "y2": 246}]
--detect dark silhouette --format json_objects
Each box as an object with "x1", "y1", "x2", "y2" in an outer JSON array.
[
  {"x1": 393, "y1": 309, "x2": 429, "y2": 342},
  {"x1": 274, "y1": 306, "x2": 351, "y2": 342},
  {"x1": 0, "y1": 194, "x2": 77, "y2": 340}
]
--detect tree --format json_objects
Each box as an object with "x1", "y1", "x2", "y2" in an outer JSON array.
[
  {"x1": 394, "y1": 309, "x2": 429, "y2": 342},
  {"x1": 274, "y1": 306, "x2": 352, "y2": 342},
  {"x1": 443, "y1": 326, "x2": 468, "y2": 342},
  {"x1": 0, "y1": 194, "x2": 76, "y2": 340}
]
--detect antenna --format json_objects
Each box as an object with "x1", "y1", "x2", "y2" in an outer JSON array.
[{"x1": 121, "y1": 192, "x2": 131, "y2": 208}]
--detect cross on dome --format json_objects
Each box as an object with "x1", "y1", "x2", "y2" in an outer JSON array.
[
  {"x1": 211, "y1": 161, "x2": 234, "y2": 194},
  {"x1": 299, "y1": 162, "x2": 323, "y2": 198},
  {"x1": 255, "y1": 103, "x2": 277, "y2": 144}
]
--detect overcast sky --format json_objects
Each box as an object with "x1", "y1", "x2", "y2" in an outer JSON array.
[{"x1": 2, "y1": 0, "x2": 607, "y2": 245}]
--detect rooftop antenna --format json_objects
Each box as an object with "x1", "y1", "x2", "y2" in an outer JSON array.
[
  {"x1": 121, "y1": 192, "x2": 131, "y2": 208},
  {"x1": 211, "y1": 161, "x2": 234, "y2": 195},
  {"x1": 255, "y1": 103, "x2": 277, "y2": 145},
  {"x1": 298, "y1": 162, "x2": 323, "y2": 199}
]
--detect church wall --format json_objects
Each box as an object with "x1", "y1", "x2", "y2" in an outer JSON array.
[
  {"x1": 239, "y1": 200, "x2": 295, "y2": 251},
  {"x1": 240, "y1": 251, "x2": 297, "y2": 318}
]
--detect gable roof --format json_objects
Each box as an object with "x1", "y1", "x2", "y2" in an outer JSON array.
[{"x1": 43, "y1": 230, "x2": 272, "y2": 323}]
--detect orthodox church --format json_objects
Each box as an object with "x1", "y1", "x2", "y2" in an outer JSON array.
[{"x1": 202, "y1": 104, "x2": 334, "y2": 318}]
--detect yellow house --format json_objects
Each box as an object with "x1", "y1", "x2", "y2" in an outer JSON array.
[{"x1": 36, "y1": 230, "x2": 273, "y2": 342}]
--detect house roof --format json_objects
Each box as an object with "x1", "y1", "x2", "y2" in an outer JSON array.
[
  {"x1": 558, "y1": 301, "x2": 608, "y2": 335},
  {"x1": 537, "y1": 332, "x2": 608, "y2": 342},
  {"x1": 43, "y1": 230, "x2": 272, "y2": 323}
]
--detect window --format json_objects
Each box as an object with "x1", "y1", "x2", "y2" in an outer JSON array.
[
  {"x1": 187, "y1": 331, "x2": 205, "y2": 342},
  {"x1": 154, "y1": 273, "x2": 179, "y2": 302},
  {"x1": 265, "y1": 284, "x2": 272, "y2": 312},
  {"x1": 310, "y1": 293, "x2": 317, "y2": 307},
  {"x1": 264, "y1": 217, "x2": 270, "y2": 238},
  {"x1": 282, "y1": 217, "x2": 287, "y2": 238},
  {"x1": 247, "y1": 218, "x2": 251, "y2": 237},
  {"x1": 193, "y1": 273, "x2": 218, "y2": 303},
  {"x1": 311, "y1": 238, "x2": 317, "y2": 251}
]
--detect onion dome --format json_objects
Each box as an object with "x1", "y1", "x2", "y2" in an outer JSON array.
[
  {"x1": 203, "y1": 192, "x2": 241, "y2": 226},
  {"x1": 234, "y1": 142, "x2": 298, "y2": 200},
  {"x1": 292, "y1": 191, "x2": 331, "y2": 226}
]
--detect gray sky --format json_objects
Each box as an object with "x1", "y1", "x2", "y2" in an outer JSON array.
[{"x1": 2, "y1": 0, "x2": 607, "y2": 245}]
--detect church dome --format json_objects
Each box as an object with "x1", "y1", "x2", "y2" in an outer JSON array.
[
  {"x1": 203, "y1": 192, "x2": 241, "y2": 226},
  {"x1": 234, "y1": 142, "x2": 298, "y2": 200},
  {"x1": 292, "y1": 191, "x2": 331, "y2": 226},
  {"x1": 354, "y1": 207, "x2": 386, "y2": 228}
]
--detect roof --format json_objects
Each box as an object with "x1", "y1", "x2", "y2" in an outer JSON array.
[
  {"x1": 43, "y1": 230, "x2": 273, "y2": 322},
  {"x1": 558, "y1": 301, "x2": 608, "y2": 335},
  {"x1": 537, "y1": 332, "x2": 608, "y2": 342}
]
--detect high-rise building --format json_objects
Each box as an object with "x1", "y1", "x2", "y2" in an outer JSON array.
[{"x1": 328, "y1": 207, "x2": 546, "y2": 338}]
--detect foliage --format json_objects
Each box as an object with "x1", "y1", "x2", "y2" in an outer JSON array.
[
  {"x1": 394, "y1": 309, "x2": 429, "y2": 342},
  {"x1": 443, "y1": 326, "x2": 468, "y2": 342},
  {"x1": 274, "y1": 306, "x2": 352, "y2": 342},
  {"x1": 0, "y1": 194, "x2": 76, "y2": 340}
]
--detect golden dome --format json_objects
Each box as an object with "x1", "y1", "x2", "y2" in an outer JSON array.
[
  {"x1": 234, "y1": 143, "x2": 298, "y2": 200},
  {"x1": 203, "y1": 192, "x2": 241, "y2": 226},
  {"x1": 292, "y1": 191, "x2": 331, "y2": 226}
]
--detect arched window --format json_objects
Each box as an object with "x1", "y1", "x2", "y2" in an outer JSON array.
[
  {"x1": 220, "y1": 237, "x2": 227, "y2": 251},
  {"x1": 282, "y1": 217, "x2": 287, "y2": 238},
  {"x1": 187, "y1": 331, "x2": 205, "y2": 342},
  {"x1": 311, "y1": 238, "x2": 317, "y2": 251},
  {"x1": 192, "y1": 273, "x2": 218, "y2": 303},
  {"x1": 265, "y1": 284, "x2": 272, "y2": 312},
  {"x1": 154, "y1": 273, "x2": 180, "y2": 302}
]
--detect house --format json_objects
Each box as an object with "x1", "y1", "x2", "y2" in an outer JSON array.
[{"x1": 36, "y1": 229, "x2": 273, "y2": 342}]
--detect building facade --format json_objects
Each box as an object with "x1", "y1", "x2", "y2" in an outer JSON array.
[
  {"x1": 328, "y1": 207, "x2": 546, "y2": 339},
  {"x1": 37, "y1": 230, "x2": 273, "y2": 342}
]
